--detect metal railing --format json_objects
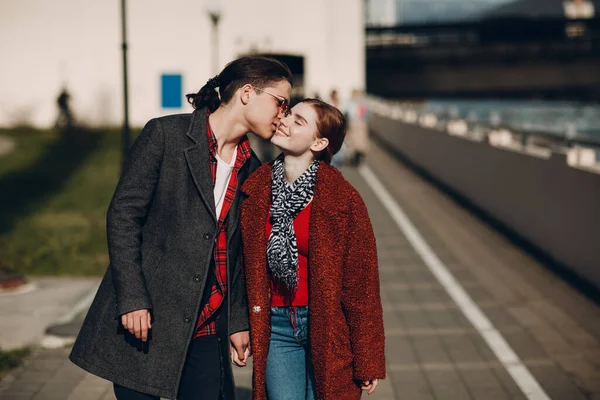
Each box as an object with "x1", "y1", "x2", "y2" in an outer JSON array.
[{"x1": 366, "y1": 96, "x2": 600, "y2": 153}]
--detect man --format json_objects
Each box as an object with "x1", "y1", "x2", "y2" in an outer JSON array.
[{"x1": 69, "y1": 56, "x2": 292, "y2": 399}]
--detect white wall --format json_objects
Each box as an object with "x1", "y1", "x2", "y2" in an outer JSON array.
[{"x1": 0, "y1": 0, "x2": 364, "y2": 128}]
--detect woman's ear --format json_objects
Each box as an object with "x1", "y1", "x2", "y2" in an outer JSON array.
[{"x1": 311, "y1": 137, "x2": 329, "y2": 153}]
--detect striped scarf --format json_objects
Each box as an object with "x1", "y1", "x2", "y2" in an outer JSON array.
[{"x1": 267, "y1": 154, "x2": 319, "y2": 292}]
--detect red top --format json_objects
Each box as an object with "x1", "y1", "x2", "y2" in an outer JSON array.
[
  {"x1": 267, "y1": 202, "x2": 311, "y2": 307},
  {"x1": 195, "y1": 113, "x2": 252, "y2": 338}
]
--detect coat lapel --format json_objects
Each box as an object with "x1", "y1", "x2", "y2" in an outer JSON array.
[
  {"x1": 184, "y1": 109, "x2": 217, "y2": 223},
  {"x1": 240, "y1": 165, "x2": 271, "y2": 294}
]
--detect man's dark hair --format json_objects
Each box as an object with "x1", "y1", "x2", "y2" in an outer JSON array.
[{"x1": 186, "y1": 56, "x2": 293, "y2": 112}]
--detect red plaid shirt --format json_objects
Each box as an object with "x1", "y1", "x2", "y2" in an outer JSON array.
[{"x1": 195, "y1": 115, "x2": 252, "y2": 338}]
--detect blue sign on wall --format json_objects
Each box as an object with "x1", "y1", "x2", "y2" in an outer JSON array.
[{"x1": 161, "y1": 74, "x2": 182, "y2": 108}]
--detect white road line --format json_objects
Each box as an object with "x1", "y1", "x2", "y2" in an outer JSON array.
[{"x1": 359, "y1": 165, "x2": 551, "y2": 400}]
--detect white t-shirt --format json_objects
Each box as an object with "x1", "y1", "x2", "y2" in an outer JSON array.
[{"x1": 213, "y1": 146, "x2": 237, "y2": 219}]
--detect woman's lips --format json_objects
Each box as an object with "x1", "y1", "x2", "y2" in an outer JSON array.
[{"x1": 275, "y1": 128, "x2": 289, "y2": 137}]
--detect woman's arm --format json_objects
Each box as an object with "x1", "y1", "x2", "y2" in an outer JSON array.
[
  {"x1": 107, "y1": 118, "x2": 165, "y2": 317},
  {"x1": 342, "y1": 190, "x2": 386, "y2": 381}
]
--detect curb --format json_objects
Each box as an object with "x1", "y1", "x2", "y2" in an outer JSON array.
[{"x1": 40, "y1": 282, "x2": 99, "y2": 349}]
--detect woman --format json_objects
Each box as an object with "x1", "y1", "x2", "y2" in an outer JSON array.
[
  {"x1": 240, "y1": 99, "x2": 386, "y2": 399},
  {"x1": 69, "y1": 56, "x2": 292, "y2": 400}
]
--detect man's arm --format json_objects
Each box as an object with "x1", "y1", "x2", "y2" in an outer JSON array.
[{"x1": 107, "y1": 118, "x2": 165, "y2": 317}]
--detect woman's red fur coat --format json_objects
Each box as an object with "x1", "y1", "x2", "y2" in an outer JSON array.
[{"x1": 240, "y1": 161, "x2": 386, "y2": 400}]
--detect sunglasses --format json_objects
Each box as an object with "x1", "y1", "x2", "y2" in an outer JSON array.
[{"x1": 254, "y1": 87, "x2": 290, "y2": 116}]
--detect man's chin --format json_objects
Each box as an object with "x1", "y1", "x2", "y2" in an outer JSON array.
[
  {"x1": 264, "y1": 129, "x2": 276, "y2": 140},
  {"x1": 251, "y1": 130, "x2": 270, "y2": 140}
]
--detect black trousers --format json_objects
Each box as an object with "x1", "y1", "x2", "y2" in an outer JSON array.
[
  {"x1": 114, "y1": 334, "x2": 222, "y2": 399},
  {"x1": 115, "y1": 271, "x2": 227, "y2": 400}
]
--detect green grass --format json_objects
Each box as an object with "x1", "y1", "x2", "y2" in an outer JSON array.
[
  {"x1": 0, "y1": 347, "x2": 31, "y2": 380},
  {"x1": 0, "y1": 127, "x2": 139, "y2": 276}
]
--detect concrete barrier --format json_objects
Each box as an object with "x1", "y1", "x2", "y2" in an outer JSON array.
[{"x1": 370, "y1": 113, "x2": 600, "y2": 290}]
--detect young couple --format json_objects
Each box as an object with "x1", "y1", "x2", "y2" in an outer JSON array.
[{"x1": 70, "y1": 56, "x2": 385, "y2": 400}]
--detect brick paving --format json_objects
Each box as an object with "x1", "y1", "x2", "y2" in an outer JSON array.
[{"x1": 1, "y1": 142, "x2": 600, "y2": 399}]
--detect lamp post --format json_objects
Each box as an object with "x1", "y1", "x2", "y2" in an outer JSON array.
[
  {"x1": 207, "y1": 1, "x2": 221, "y2": 76},
  {"x1": 398, "y1": 0, "x2": 404, "y2": 25},
  {"x1": 121, "y1": 0, "x2": 131, "y2": 172}
]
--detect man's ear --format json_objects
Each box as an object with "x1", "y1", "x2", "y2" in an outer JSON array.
[{"x1": 240, "y1": 84, "x2": 253, "y2": 105}]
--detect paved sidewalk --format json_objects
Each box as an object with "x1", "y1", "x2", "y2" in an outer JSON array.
[
  {"x1": 0, "y1": 347, "x2": 253, "y2": 400},
  {"x1": 0, "y1": 277, "x2": 99, "y2": 350},
  {"x1": 0, "y1": 346, "x2": 392, "y2": 400}
]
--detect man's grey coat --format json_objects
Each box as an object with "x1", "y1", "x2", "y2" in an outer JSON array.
[{"x1": 69, "y1": 108, "x2": 261, "y2": 399}]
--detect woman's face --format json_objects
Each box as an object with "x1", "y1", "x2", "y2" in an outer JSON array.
[
  {"x1": 271, "y1": 102, "x2": 328, "y2": 158},
  {"x1": 245, "y1": 80, "x2": 292, "y2": 140}
]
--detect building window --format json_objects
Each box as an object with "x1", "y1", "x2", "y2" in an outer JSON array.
[{"x1": 161, "y1": 74, "x2": 182, "y2": 108}]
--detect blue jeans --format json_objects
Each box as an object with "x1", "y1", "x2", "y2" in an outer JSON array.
[{"x1": 266, "y1": 306, "x2": 316, "y2": 400}]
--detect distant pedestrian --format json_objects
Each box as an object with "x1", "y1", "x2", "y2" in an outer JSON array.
[
  {"x1": 55, "y1": 88, "x2": 73, "y2": 129},
  {"x1": 345, "y1": 89, "x2": 370, "y2": 166},
  {"x1": 328, "y1": 88, "x2": 346, "y2": 167},
  {"x1": 329, "y1": 89, "x2": 340, "y2": 109}
]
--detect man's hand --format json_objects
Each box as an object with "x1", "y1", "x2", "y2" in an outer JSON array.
[
  {"x1": 230, "y1": 331, "x2": 251, "y2": 367},
  {"x1": 361, "y1": 379, "x2": 379, "y2": 395},
  {"x1": 121, "y1": 309, "x2": 152, "y2": 342}
]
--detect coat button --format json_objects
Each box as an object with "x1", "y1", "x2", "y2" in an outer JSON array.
[
  {"x1": 184, "y1": 317, "x2": 191, "y2": 323},
  {"x1": 252, "y1": 306, "x2": 261, "y2": 313},
  {"x1": 193, "y1": 274, "x2": 201, "y2": 282},
  {"x1": 203, "y1": 233, "x2": 212, "y2": 240}
]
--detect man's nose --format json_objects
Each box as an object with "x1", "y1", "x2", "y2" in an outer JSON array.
[{"x1": 279, "y1": 115, "x2": 289, "y2": 127}]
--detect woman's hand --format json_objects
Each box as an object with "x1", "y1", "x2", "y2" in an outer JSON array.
[
  {"x1": 361, "y1": 379, "x2": 379, "y2": 395},
  {"x1": 121, "y1": 309, "x2": 152, "y2": 341}
]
